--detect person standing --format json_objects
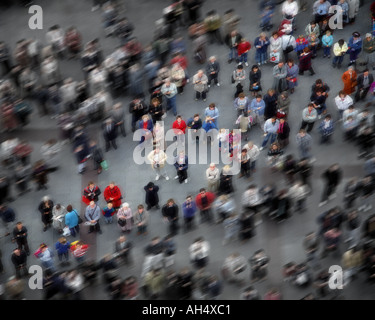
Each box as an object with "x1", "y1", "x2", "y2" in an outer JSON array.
[
  {"x1": 129, "y1": 96, "x2": 147, "y2": 132},
  {"x1": 277, "y1": 117, "x2": 290, "y2": 149},
  {"x1": 296, "y1": 129, "x2": 313, "y2": 160},
  {"x1": 103, "y1": 182, "x2": 123, "y2": 210},
  {"x1": 102, "y1": 118, "x2": 118, "y2": 152},
  {"x1": 161, "y1": 78, "x2": 178, "y2": 116},
  {"x1": 102, "y1": 202, "x2": 115, "y2": 224},
  {"x1": 55, "y1": 236, "x2": 71, "y2": 267},
  {"x1": 144, "y1": 182, "x2": 160, "y2": 210},
  {"x1": 348, "y1": 32, "x2": 362, "y2": 66},
  {"x1": 244, "y1": 141, "x2": 260, "y2": 173},
  {"x1": 174, "y1": 151, "x2": 189, "y2": 184},
  {"x1": 0, "y1": 204, "x2": 16, "y2": 237},
  {"x1": 134, "y1": 204, "x2": 149, "y2": 236},
  {"x1": 64, "y1": 205, "x2": 80, "y2": 237},
  {"x1": 237, "y1": 38, "x2": 251, "y2": 67},
  {"x1": 206, "y1": 56, "x2": 220, "y2": 87},
  {"x1": 303, "y1": 232, "x2": 320, "y2": 269},
  {"x1": 189, "y1": 237, "x2": 210, "y2": 269},
  {"x1": 298, "y1": 47, "x2": 315, "y2": 76},
  {"x1": 334, "y1": 90, "x2": 353, "y2": 120},
  {"x1": 300, "y1": 103, "x2": 318, "y2": 133},
  {"x1": 332, "y1": 39, "x2": 348, "y2": 69},
  {"x1": 117, "y1": 202, "x2": 133, "y2": 233},
  {"x1": 355, "y1": 69, "x2": 374, "y2": 102},
  {"x1": 195, "y1": 188, "x2": 216, "y2": 223},
  {"x1": 260, "y1": 116, "x2": 279, "y2": 151},
  {"x1": 147, "y1": 147, "x2": 169, "y2": 181},
  {"x1": 82, "y1": 181, "x2": 101, "y2": 205},
  {"x1": 272, "y1": 61, "x2": 288, "y2": 93},
  {"x1": 85, "y1": 200, "x2": 102, "y2": 234},
  {"x1": 12, "y1": 222, "x2": 30, "y2": 255},
  {"x1": 11, "y1": 248, "x2": 28, "y2": 279},
  {"x1": 225, "y1": 30, "x2": 242, "y2": 63},
  {"x1": 193, "y1": 69, "x2": 208, "y2": 102},
  {"x1": 254, "y1": 33, "x2": 270, "y2": 66},
  {"x1": 162, "y1": 199, "x2": 179, "y2": 236},
  {"x1": 38, "y1": 196, "x2": 54, "y2": 232},
  {"x1": 319, "y1": 114, "x2": 334, "y2": 144},
  {"x1": 319, "y1": 163, "x2": 343, "y2": 207},
  {"x1": 363, "y1": 33, "x2": 375, "y2": 71},
  {"x1": 182, "y1": 196, "x2": 197, "y2": 232},
  {"x1": 206, "y1": 163, "x2": 220, "y2": 192},
  {"x1": 110, "y1": 102, "x2": 126, "y2": 137}
]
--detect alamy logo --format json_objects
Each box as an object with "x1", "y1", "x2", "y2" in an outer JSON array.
[
  {"x1": 328, "y1": 6, "x2": 343, "y2": 30},
  {"x1": 28, "y1": 5, "x2": 43, "y2": 30},
  {"x1": 328, "y1": 265, "x2": 344, "y2": 290},
  {"x1": 132, "y1": 123, "x2": 241, "y2": 175},
  {"x1": 28, "y1": 265, "x2": 44, "y2": 289}
]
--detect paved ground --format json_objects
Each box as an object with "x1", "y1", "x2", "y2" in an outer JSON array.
[{"x1": 0, "y1": 0, "x2": 375, "y2": 300}]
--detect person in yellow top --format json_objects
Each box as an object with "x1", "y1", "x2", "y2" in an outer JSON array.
[{"x1": 332, "y1": 39, "x2": 348, "y2": 69}]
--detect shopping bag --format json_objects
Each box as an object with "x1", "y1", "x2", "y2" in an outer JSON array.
[
  {"x1": 100, "y1": 160, "x2": 109, "y2": 170},
  {"x1": 270, "y1": 52, "x2": 280, "y2": 63},
  {"x1": 63, "y1": 226, "x2": 71, "y2": 237}
]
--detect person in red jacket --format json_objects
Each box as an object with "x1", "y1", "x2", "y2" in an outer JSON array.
[
  {"x1": 104, "y1": 182, "x2": 123, "y2": 209},
  {"x1": 237, "y1": 38, "x2": 251, "y2": 67},
  {"x1": 172, "y1": 115, "x2": 187, "y2": 146},
  {"x1": 195, "y1": 188, "x2": 216, "y2": 223}
]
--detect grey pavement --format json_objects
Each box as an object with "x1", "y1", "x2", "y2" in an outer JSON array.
[{"x1": 0, "y1": 0, "x2": 374, "y2": 300}]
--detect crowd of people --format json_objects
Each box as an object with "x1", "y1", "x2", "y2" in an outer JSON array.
[{"x1": 0, "y1": 0, "x2": 375, "y2": 300}]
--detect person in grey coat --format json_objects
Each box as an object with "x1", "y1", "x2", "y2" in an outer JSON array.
[
  {"x1": 110, "y1": 102, "x2": 126, "y2": 137},
  {"x1": 296, "y1": 129, "x2": 313, "y2": 160},
  {"x1": 85, "y1": 200, "x2": 102, "y2": 234},
  {"x1": 272, "y1": 62, "x2": 288, "y2": 93}
]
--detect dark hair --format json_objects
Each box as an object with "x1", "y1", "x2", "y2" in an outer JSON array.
[{"x1": 66, "y1": 205, "x2": 73, "y2": 212}]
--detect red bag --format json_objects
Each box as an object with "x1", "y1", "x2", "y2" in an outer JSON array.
[
  {"x1": 82, "y1": 195, "x2": 91, "y2": 205},
  {"x1": 276, "y1": 110, "x2": 286, "y2": 119}
]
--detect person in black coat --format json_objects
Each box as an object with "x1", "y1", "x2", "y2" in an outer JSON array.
[
  {"x1": 206, "y1": 56, "x2": 220, "y2": 87},
  {"x1": 277, "y1": 117, "x2": 290, "y2": 149},
  {"x1": 249, "y1": 65, "x2": 262, "y2": 95},
  {"x1": 88, "y1": 140, "x2": 104, "y2": 174},
  {"x1": 218, "y1": 166, "x2": 234, "y2": 195},
  {"x1": 12, "y1": 222, "x2": 29, "y2": 255},
  {"x1": 72, "y1": 127, "x2": 90, "y2": 174},
  {"x1": 355, "y1": 70, "x2": 374, "y2": 102},
  {"x1": 0, "y1": 204, "x2": 15, "y2": 236},
  {"x1": 272, "y1": 189, "x2": 291, "y2": 222},
  {"x1": 174, "y1": 153, "x2": 189, "y2": 184},
  {"x1": 11, "y1": 248, "x2": 28, "y2": 279},
  {"x1": 0, "y1": 175, "x2": 13, "y2": 205},
  {"x1": 319, "y1": 163, "x2": 342, "y2": 206},
  {"x1": 144, "y1": 182, "x2": 160, "y2": 210},
  {"x1": 102, "y1": 118, "x2": 118, "y2": 152},
  {"x1": 177, "y1": 267, "x2": 194, "y2": 300},
  {"x1": 162, "y1": 199, "x2": 179, "y2": 236},
  {"x1": 129, "y1": 96, "x2": 147, "y2": 132},
  {"x1": 263, "y1": 89, "x2": 278, "y2": 120}
]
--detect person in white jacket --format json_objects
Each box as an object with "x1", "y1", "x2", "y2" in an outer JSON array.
[
  {"x1": 189, "y1": 237, "x2": 210, "y2": 269},
  {"x1": 282, "y1": 0, "x2": 299, "y2": 19},
  {"x1": 243, "y1": 141, "x2": 260, "y2": 172},
  {"x1": 334, "y1": 90, "x2": 354, "y2": 120}
]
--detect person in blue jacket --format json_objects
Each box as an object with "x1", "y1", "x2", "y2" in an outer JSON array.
[
  {"x1": 55, "y1": 236, "x2": 71, "y2": 266},
  {"x1": 348, "y1": 32, "x2": 362, "y2": 66},
  {"x1": 182, "y1": 196, "x2": 197, "y2": 232}
]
